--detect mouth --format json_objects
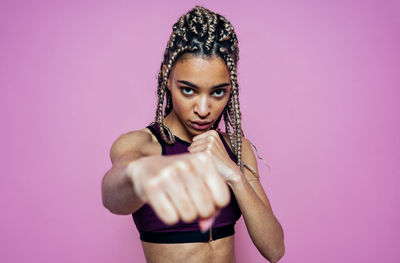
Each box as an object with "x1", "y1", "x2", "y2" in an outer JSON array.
[{"x1": 190, "y1": 121, "x2": 213, "y2": 131}]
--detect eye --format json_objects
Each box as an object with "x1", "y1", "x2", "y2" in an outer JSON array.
[
  {"x1": 181, "y1": 87, "x2": 194, "y2": 95},
  {"x1": 213, "y1": 89, "x2": 226, "y2": 98}
]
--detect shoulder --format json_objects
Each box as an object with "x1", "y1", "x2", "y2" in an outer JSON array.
[
  {"x1": 220, "y1": 132, "x2": 259, "y2": 179},
  {"x1": 219, "y1": 132, "x2": 255, "y2": 160},
  {"x1": 109, "y1": 128, "x2": 159, "y2": 164}
]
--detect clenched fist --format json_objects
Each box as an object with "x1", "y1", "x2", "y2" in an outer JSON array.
[{"x1": 125, "y1": 152, "x2": 231, "y2": 227}]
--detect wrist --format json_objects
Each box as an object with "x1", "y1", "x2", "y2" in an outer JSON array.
[{"x1": 226, "y1": 167, "x2": 246, "y2": 189}]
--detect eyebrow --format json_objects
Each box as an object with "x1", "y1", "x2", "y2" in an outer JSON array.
[{"x1": 177, "y1": 80, "x2": 231, "y2": 90}]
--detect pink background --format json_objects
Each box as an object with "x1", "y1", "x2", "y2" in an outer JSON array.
[{"x1": 1, "y1": 1, "x2": 399, "y2": 262}]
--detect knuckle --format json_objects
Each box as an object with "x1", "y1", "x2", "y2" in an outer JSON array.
[
  {"x1": 159, "y1": 166, "x2": 177, "y2": 181},
  {"x1": 205, "y1": 148, "x2": 212, "y2": 155},
  {"x1": 174, "y1": 160, "x2": 189, "y2": 171},
  {"x1": 144, "y1": 178, "x2": 161, "y2": 193},
  {"x1": 209, "y1": 130, "x2": 218, "y2": 136},
  {"x1": 196, "y1": 152, "x2": 208, "y2": 163},
  {"x1": 163, "y1": 164, "x2": 176, "y2": 174}
]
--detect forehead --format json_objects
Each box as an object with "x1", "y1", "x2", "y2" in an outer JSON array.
[{"x1": 171, "y1": 55, "x2": 230, "y2": 85}]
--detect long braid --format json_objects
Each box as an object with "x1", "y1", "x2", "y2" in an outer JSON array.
[
  {"x1": 155, "y1": 45, "x2": 197, "y2": 144},
  {"x1": 155, "y1": 5, "x2": 261, "y2": 176},
  {"x1": 223, "y1": 104, "x2": 237, "y2": 161},
  {"x1": 223, "y1": 54, "x2": 243, "y2": 171}
]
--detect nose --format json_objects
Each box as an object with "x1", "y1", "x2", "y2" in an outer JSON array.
[{"x1": 194, "y1": 95, "x2": 211, "y2": 118}]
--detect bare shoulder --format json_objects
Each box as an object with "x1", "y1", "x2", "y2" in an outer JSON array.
[
  {"x1": 220, "y1": 132, "x2": 259, "y2": 179},
  {"x1": 109, "y1": 127, "x2": 161, "y2": 165},
  {"x1": 221, "y1": 131, "x2": 272, "y2": 208}
]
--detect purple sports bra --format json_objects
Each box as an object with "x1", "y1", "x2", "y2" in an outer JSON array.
[{"x1": 131, "y1": 122, "x2": 242, "y2": 243}]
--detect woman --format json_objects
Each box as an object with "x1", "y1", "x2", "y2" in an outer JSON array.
[{"x1": 102, "y1": 6, "x2": 285, "y2": 263}]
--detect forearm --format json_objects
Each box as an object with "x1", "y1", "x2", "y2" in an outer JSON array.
[
  {"x1": 101, "y1": 164, "x2": 144, "y2": 215},
  {"x1": 229, "y1": 177, "x2": 285, "y2": 262}
]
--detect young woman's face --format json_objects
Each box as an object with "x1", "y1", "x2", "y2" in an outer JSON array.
[{"x1": 166, "y1": 55, "x2": 231, "y2": 138}]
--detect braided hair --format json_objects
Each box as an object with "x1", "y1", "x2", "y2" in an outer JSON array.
[{"x1": 155, "y1": 5, "x2": 258, "y2": 175}]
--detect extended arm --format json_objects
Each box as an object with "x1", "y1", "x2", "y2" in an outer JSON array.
[
  {"x1": 102, "y1": 130, "x2": 231, "y2": 225},
  {"x1": 101, "y1": 131, "x2": 150, "y2": 215}
]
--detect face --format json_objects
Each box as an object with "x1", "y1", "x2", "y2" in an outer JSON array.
[{"x1": 164, "y1": 55, "x2": 231, "y2": 140}]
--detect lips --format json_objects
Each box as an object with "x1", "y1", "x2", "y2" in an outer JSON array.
[{"x1": 190, "y1": 121, "x2": 212, "y2": 130}]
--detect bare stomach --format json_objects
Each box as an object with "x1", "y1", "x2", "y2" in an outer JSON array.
[{"x1": 140, "y1": 235, "x2": 236, "y2": 263}]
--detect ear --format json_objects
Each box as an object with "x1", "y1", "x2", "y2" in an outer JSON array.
[{"x1": 162, "y1": 64, "x2": 171, "y2": 91}]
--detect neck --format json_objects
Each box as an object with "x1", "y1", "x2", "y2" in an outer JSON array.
[{"x1": 163, "y1": 111, "x2": 194, "y2": 143}]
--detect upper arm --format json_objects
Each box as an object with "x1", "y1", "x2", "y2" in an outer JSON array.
[
  {"x1": 109, "y1": 130, "x2": 153, "y2": 167},
  {"x1": 241, "y1": 137, "x2": 260, "y2": 180},
  {"x1": 241, "y1": 137, "x2": 273, "y2": 210}
]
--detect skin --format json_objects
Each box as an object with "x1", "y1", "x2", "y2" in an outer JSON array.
[
  {"x1": 139, "y1": 56, "x2": 238, "y2": 262},
  {"x1": 162, "y1": 54, "x2": 231, "y2": 143},
  {"x1": 102, "y1": 55, "x2": 285, "y2": 262}
]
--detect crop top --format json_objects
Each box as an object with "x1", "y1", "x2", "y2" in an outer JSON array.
[{"x1": 131, "y1": 122, "x2": 242, "y2": 243}]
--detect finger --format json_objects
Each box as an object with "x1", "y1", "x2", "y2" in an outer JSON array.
[
  {"x1": 189, "y1": 136, "x2": 220, "y2": 152},
  {"x1": 189, "y1": 142, "x2": 236, "y2": 180},
  {"x1": 195, "y1": 153, "x2": 231, "y2": 208},
  {"x1": 198, "y1": 207, "x2": 222, "y2": 232},
  {"x1": 192, "y1": 130, "x2": 214, "y2": 142},
  {"x1": 176, "y1": 160, "x2": 216, "y2": 219},
  {"x1": 190, "y1": 137, "x2": 211, "y2": 146},
  {"x1": 188, "y1": 138, "x2": 208, "y2": 149},
  {"x1": 199, "y1": 207, "x2": 221, "y2": 221},
  {"x1": 163, "y1": 170, "x2": 198, "y2": 223},
  {"x1": 199, "y1": 216, "x2": 215, "y2": 233},
  {"x1": 188, "y1": 143, "x2": 208, "y2": 153},
  {"x1": 145, "y1": 188, "x2": 179, "y2": 225},
  {"x1": 193, "y1": 130, "x2": 220, "y2": 143}
]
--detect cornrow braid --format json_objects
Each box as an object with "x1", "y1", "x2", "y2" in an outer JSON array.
[
  {"x1": 224, "y1": 53, "x2": 244, "y2": 171},
  {"x1": 154, "y1": 5, "x2": 260, "y2": 175}
]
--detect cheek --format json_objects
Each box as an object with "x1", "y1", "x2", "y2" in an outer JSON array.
[
  {"x1": 172, "y1": 95, "x2": 190, "y2": 113},
  {"x1": 214, "y1": 100, "x2": 229, "y2": 114}
]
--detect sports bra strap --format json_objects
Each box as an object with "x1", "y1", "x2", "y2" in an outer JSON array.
[{"x1": 146, "y1": 124, "x2": 163, "y2": 145}]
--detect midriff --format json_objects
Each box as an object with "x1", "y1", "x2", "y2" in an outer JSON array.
[{"x1": 140, "y1": 235, "x2": 236, "y2": 263}]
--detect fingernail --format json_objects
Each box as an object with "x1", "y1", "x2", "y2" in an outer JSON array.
[{"x1": 199, "y1": 216, "x2": 215, "y2": 233}]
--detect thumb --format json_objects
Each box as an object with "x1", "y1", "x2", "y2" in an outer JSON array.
[{"x1": 198, "y1": 209, "x2": 221, "y2": 232}]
